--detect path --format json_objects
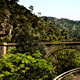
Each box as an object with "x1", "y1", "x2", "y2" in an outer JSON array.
[{"x1": 71, "y1": 74, "x2": 80, "y2": 80}]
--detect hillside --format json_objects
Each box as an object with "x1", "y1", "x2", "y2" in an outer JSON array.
[
  {"x1": 1, "y1": 1, "x2": 80, "y2": 79},
  {"x1": 40, "y1": 16, "x2": 80, "y2": 40},
  {"x1": 0, "y1": 0, "x2": 69, "y2": 43}
]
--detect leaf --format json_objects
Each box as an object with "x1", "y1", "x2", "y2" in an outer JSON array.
[
  {"x1": 0, "y1": 74, "x2": 4, "y2": 78},
  {"x1": 19, "y1": 64, "x2": 25, "y2": 68},
  {"x1": 25, "y1": 67, "x2": 30, "y2": 70}
]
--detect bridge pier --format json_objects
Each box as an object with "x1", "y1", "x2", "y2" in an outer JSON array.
[{"x1": 0, "y1": 42, "x2": 17, "y2": 58}]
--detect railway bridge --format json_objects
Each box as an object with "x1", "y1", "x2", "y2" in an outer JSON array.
[
  {"x1": 0, "y1": 41, "x2": 80, "y2": 58},
  {"x1": 40, "y1": 41, "x2": 80, "y2": 53}
]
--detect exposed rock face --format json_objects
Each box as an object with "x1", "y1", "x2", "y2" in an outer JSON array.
[
  {"x1": 5, "y1": 9, "x2": 11, "y2": 18},
  {"x1": 0, "y1": 19, "x2": 13, "y2": 38},
  {"x1": 0, "y1": 9, "x2": 13, "y2": 39}
]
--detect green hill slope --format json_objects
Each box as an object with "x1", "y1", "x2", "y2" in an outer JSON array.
[
  {"x1": 0, "y1": 0, "x2": 68, "y2": 43},
  {"x1": 42, "y1": 16, "x2": 80, "y2": 40},
  {"x1": 1, "y1": 1, "x2": 80, "y2": 79}
]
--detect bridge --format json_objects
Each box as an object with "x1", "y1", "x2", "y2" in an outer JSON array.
[
  {"x1": 41, "y1": 41, "x2": 80, "y2": 80},
  {"x1": 0, "y1": 41, "x2": 80, "y2": 58},
  {"x1": 40, "y1": 41, "x2": 80, "y2": 58},
  {"x1": 40, "y1": 41, "x2": 80, "y2": 52},
  {"x1": 0, "y1": 41, "x2": 80, "y2": 80}
]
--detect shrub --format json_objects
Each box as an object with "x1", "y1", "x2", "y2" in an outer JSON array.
[
  {"x1": 52, "y1": 48, "x2": 80, "y2": 74},
  {"x1": 2, "y1": 36, "x2": 11, "y2": 42},
  {"x1": 0, "y1": 47, "x2": 55, "y2": 80}
]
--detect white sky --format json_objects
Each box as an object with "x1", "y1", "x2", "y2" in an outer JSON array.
[{"x1": 18, "y1": 0, "x2": 80, "y2": 21}]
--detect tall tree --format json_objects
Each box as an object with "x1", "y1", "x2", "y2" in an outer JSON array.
[
  {"x1": 9, "y1": 0, "x2": 19, "y2": 4},
  {"x1": 29, "y1": 5, "x2": 34, "y2": 12},
  {"x1": 43, "y1": 16, "x2": 48, "y2": 23},
  {"x1": 37, "y1": 12, "x2": 41, "y2": 17}
]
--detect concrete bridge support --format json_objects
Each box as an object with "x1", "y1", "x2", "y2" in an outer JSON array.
[{"x1": 0, "y1": 42, "x2": 17, "y2": 58}]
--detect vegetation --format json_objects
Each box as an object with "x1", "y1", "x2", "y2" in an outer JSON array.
[
  {"x1": 0, "y1": 47, "x2": 55, "y2": 80},
  {"x1": 0, "y1": 0, "x2": 68, "y2": 42},
  {"x1": 45, "y1": 44, "x2": 80, "y2": 75},
  {"x1": 54, "y1": 49, "x2": 80, "y2": 74},
  {"x1": 43, "y1": 16, "x2": 48, "y2": 23},
  {"x1": 0, "y1": 0, "x2": 80, "y2": 80},
  {"x1": 41, "y1": 16, "x2": 80, "y2": 40},
  {"x1": 29, "y1": 5, "x2": 34, "y2": 12}
]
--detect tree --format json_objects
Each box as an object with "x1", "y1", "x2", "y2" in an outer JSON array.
[
  {"x1": 9, "y1": 0, "x2": 19, "y2": 4},
  {"x1": 9, "y1": 0, "x2": 19, "y2": 2},
  {"x1": 48, "y1": 44, "x2": 80, "y2": 75},
  {"x1": 77, "y1": 35, "x2": 80, "y2": 40},
  {"x1": 37, "y1": 12, "x2": 41, "y2": 17},
  {"x1": 43, "y1": 16, "x2": 48, "y2": 23},
  {"x1": 0, "y1": 0, "x2": 7, "y2": 4},
  {"x1": 61, "y1": 29, "x2": 65, "y2": 36},
  {"x1": 12, "y1": 24, "x2": 46, "y2": 56},
  {"x1": 49, "y1": 20, "x2": 55, "y2": 25},
  {"x1": 29, "y1": 5, "x2": 34, "y2": 12}
]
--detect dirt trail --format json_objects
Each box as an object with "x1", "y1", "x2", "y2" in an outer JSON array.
[{"x1": 71, "y1": 74, "x2": 80, "y2": 80}]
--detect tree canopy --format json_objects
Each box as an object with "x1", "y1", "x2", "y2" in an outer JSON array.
[
  {"x1": 29, "y1": 5, "x2": 34, "y2": 12},
  {"x1": 0, "y1": 47, "x2": 55, "y2": 80}
]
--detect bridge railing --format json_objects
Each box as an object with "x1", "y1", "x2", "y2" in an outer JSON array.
[
  {"x1": 53, "y1": 67, "x2": 80, "y2": 80},
  {"x1": 40, "y1": 41, "x2": 80, "y2": 45}
]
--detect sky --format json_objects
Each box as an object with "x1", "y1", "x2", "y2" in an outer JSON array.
[{"x1": 18, "y1": 0, "x2": 80, "y2": 21}]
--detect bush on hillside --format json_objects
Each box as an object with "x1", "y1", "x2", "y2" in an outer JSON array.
[
  {"x1": 48, "y1": 45, "x2": 80, "y2": 75},
  {"x1": 0, "y1": 47, "x2": 55, "y2": 80}
]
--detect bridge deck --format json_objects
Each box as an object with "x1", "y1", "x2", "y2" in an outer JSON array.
[{"x1": 40, "y1": 41, "x2": 80, "y2": 45}]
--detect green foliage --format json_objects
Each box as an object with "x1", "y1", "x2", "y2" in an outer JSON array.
[
  {"x1": 47, "y1": 37, "x2": 50, "y2": 41},
  {"x1": 0, "y1": 1, "x2": 78, "y2": 79},
  {"x1": 0, "y1": 47, "x2": 55, "y2": 80},
  {"x1": 43, "y1": 16, "x2": 48, "y2": 23},
  {"x1": 47, "y1": 17, "x2": 80, "y2": 40},
  {"x1": 37, "y1": 12, "x2": 41, "y2": 17},
  {"x1": 29, "y1": 5, "x2": 34, "y2": 12},
  {"x1": 41, "y1": 29, "x2": 45, "y2": 35},
  {"x1": 0, "y1": 11, "x2": 6, "y2": 16},
  {"x1": 12, "y1": 25, "x2": 46, "y2": 56},
  {"x1": 49, "y1": 44, "x2": 80, "y2": 75},
  {"x1": 43, "y1": 42, "x2": 80, "y2": 76},
  {"x1": 0, "y1": 0, "x2": 6, "y2": 4},
  {"x1": 2, "y1": 36, "x2": 11, "y2": 42},
  {"x1": 49, "y1": 20, "x2": 55, "y2": 25},
  {"x1": 9, "y1": 0, "x2": 19, "y2": 4},
  {"x1": 0, "y1": 0, "x2": 67, "y2": 42}
]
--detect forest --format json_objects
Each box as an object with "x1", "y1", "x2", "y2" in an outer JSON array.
[
  {"x1": 0, "y1": 0, "x2": 80, "y2": 80},
  {"x1": 41, "y1": 16, "x2": 80, "y2": 41}
]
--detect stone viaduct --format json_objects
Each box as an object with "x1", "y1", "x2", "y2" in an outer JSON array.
[
  {"x1": 40, "y1": 41, "x2": 80, "y2": 57},
  {"x1": 0, "y1": 41, "x2": 80, "y2": 58}
]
